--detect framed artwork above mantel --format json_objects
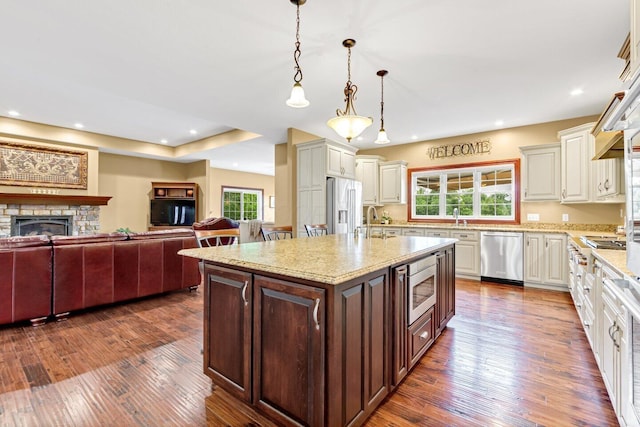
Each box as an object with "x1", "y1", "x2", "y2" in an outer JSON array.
[{"x1": 0, "y1": 140, "x2": 88, "y2": 189}]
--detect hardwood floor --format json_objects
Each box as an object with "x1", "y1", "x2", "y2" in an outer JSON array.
[{"x1": 0, "y1": 279, "x2": 618, "y2": 426}]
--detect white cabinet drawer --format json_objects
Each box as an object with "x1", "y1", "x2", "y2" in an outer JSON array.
[
  {"x1": 425, "y1": 229, "x2": 450, "y2": 238},
  {"x1": 450, "y1": 230, "x2": 478, "y2": 241},
  {"x1": 402, "y1": 228, "x2": 425, "y2": 236}
]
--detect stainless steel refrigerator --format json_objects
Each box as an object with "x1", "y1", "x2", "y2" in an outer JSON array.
[{"x1": 326, "y1": 177, "x2": 363, "y2": 235}]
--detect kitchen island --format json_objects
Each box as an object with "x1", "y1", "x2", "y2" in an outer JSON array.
[{"x1": 179, "y1": 234, "x2": 456, "y2": 427}]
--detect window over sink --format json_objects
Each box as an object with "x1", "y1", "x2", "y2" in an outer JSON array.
[{"x1": 409, "y1": 159, "x2": 520, "y2": 224}]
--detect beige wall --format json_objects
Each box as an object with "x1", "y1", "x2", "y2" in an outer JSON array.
[
  {"x1": 358, "y1": 116, "x2": 624, "y2": 225},
  {"x1": 98, "y1": 153, "x2": 193, "y2": 232},
  {"x1": 207, "y1": 168, "x2": 275, "y2": 222}
]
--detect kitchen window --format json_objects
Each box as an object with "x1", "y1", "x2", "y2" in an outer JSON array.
[
  {"x1": 222, "y1": 187, "x2": 263, "y2": 220},
  {"x1": 409, "y1": 160, "x2": 520, "y2": 223}
]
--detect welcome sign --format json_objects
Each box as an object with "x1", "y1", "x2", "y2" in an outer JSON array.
[{"x1": 427, "y1": 139, "x2": 491, "y2": 160}]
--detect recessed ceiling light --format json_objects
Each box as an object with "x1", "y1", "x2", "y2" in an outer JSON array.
[
  {"x1": 411, "y1": 135, "x2": 418, "y2": 140},
  {"x1": 570, "y1": 88, "x2": 584, "y2": 96},
  {"x1": 356, "y1": 136, "x2": 363, "y2": 141},
  {"x1": 160, "y1": 139, "x2": 168, "y2": 144},
  {"x1": 8, "y1": 110, "x2": 20, "y2": 117},
  {"x1": 189, "y1": 129, "x2": 197, "y2": 135},
  {"x1": 232, "y1": 162, "x2": 239, "y2": 167},
  {"x1": 495, "y1": 120, "x2": 504, "y2": 127},
  {"x1": 74, "y1": 123, "x2": 84, "y2": 129}
]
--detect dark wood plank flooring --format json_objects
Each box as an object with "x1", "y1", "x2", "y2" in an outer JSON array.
[{"x1": 0, "y1": 279, "x2": 618, "y2": 426}]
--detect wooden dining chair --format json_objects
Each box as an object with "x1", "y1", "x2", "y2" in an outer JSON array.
[
  {"x1": 194, "y1": 228, "x2": 240, "y2": 247},
  {"x1": 260, "y1": 225, "x2": 293, "y2": 241},
  {"x1": 304, "y1": 224, "x2": 328, "y2": 237}
]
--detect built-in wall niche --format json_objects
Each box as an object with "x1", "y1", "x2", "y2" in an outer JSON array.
[{"x1": 149, "y1": 182, "x2": 199, "y2": 230}]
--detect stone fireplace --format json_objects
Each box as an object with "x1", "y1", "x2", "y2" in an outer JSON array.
[
  {"x1": 0, "y1": 193, "x2": 111, "y2": 237},
  {"x1": 11, "y1": 215, "x2": 74, "y2": 236}
]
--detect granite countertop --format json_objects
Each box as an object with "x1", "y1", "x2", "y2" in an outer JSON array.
[
  {"x1": 179, "y1": 234, "x2": 456, "y2": 285},
  {"x1": 591, "y1": 249, "x2": 632, "y2": 277}
]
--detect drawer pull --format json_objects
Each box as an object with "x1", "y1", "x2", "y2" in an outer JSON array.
[
  {"x1": 241, "y1": 280, "x2": 249, "y2": 306},
  {"x1": 419, "y1": 331, "x2": 429, "y2": 340},
  {"x1": 313, "y1": 298, "x2": 321, "y2": 330}
]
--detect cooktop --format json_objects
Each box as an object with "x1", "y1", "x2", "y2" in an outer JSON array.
[{"x1": 581, "y1": 235, "x2": 626, "y2": 250}]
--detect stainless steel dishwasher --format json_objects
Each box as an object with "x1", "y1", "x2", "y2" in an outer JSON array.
[{"x1": 480, "y1": 231, "x2": 524, "y2": 285}]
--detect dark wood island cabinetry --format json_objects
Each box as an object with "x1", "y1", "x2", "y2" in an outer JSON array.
[{"x1": 180, "y1": 234, "x2": 456, "y2": 427}]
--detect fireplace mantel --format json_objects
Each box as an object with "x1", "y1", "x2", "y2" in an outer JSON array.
[{"x1": 0, "y1": 193, "x2": 112, "y2": 206}]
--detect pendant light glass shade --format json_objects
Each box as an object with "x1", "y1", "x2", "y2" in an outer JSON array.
[
  {"x1": 286, "y1": 82, "x2": 309, "y2": 108},
  {"x1": 327, "y1": 39, "x2": 372, "y2": 142},
  {"x1": 374, "y1": 129, "x2": 390, "y2": 144},
  {"x1": 286, "y1": 0, "x2": 309, "y2": 108},
  {"x1": 374, "y1": 69, "x2": 390, "y2": 144},
  {"x1": 327, "y1": 115, "x2": 373, "y2": 142}
]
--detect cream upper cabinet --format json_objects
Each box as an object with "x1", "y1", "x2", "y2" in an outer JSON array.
[
  {"x1": 379, "y1": 160, "x2": 407, "y2": 204},
  {"x1": 594, "y1": 158, "x2": 625, "y2": 201},
  {"x1": 520, "y1": 144, "x2": 561, "y2": 201},
  {"x1": 297, "y1": 142, "x2": 326, "y2": 191},
  {"x1": 356, "y1": 155, "x2": 385, "y2": 206},
  {"x1": 524, "y1": 232, "x2": 567, "y2": 290},
  {"x1": 326, "y1": 142, "x2": 357, "y2": 179},
  {"x1": 296, "y1": 139, "x2": 358, "y2": 237},
  {"x1": 559, "y1": 123, "x2": 594, "y2": 203}
]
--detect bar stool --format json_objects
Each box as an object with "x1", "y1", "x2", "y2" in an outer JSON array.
[
  {"x1": 304, "y1": 224, "x2": 328, "y2": 236},
  {"x1": 194, "y1": 228, "x2": 240, "y2": 247},
  {"x1": 261, "y1": 225, "x2": 293, "y2": 240}
]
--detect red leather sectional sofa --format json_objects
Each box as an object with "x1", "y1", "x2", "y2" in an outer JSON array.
[
  {"x1": 0, "y1": 229, "x2": 200, "y2": 326},
  {"x1": 0, "y1": 235, "x2": 52, "y2": 326}
]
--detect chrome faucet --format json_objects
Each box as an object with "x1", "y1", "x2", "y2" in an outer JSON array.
[
  {"x1": 453, "y1": 207, "x2": 459, "y2": 227},
  {"x1": 366, "y1": 206, "x2": 378, "y2": 238}
]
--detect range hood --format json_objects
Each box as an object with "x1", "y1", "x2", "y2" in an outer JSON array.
[{"x1": 592, "y1": 91, "x2": 625, "y2": 160}]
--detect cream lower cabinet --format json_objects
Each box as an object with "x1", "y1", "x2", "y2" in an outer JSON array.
[
  {"x1": 524, "y1": 233, "x2": 567, "y2": 290},
  {"x1": 451, "y1": 230, "x2": 480, "y2": 278},
  {"x1": 601, "y1": 279, "x2": 627, "y2": 418}
]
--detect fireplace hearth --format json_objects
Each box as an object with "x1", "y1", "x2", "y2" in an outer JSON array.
[{"x1": 11, "y1": 215, "x2": 73, "y2": 236}]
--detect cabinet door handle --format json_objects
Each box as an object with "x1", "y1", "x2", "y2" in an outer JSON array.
[
  {"x1": 241, "y1": 280, "x2": 249, "y2": 306},
  {"x1": 604, "y1": 179, "x2": 610, "y2": 190},
  {"x1": 608, "y1": 321, "x2": 616, "y2": 340},
  {"x1": 312, "y1": 298, "x2": 321, "y2": 330},
  {"x1": 419, "y1": 331, "x2": 429, "y2": 340},
  {"x1": 562, "y1": 189, "x2": 566, "y2": 199}
]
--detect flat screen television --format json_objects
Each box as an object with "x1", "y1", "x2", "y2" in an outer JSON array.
[{"x1": 150, "y1": 199, "x2": 195, "y2": 226}]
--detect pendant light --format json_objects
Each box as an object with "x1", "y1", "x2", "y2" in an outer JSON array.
[
  {"x1": 374, "y1": 69, "x2": 390, "y2": 144},
  {"x1": 285, "y1": 0, "x2": 310, "y2": 108},
  {"x1": 326, "y1": 39, "x2": 372, "y2": 142}
]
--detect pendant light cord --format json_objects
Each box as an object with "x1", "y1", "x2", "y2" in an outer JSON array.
[
  {"x1": 379, "y1": 73, "x2": 385, "y2": 129},
  {"x1": 292, "y1": 3, "x2": 303, "y2": 84}
]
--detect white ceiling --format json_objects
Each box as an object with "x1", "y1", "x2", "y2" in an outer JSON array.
[{"x1": 0, "y1": 0, "x2": 630, "y2": 176}]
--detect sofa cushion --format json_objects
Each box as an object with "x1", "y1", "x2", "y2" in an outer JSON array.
[
  {"x1": 0, "y1": 235, "x2": 50, "y2": 249},
  {"x1": 192, "y1": 217, "x2": 239, "y2": 230},
  {"x1": 128, "y1": 228, "x2": 194, "y2": 240},
  {"x1": 50, "y1": 232, "x2": 128, "y2": 246}
]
